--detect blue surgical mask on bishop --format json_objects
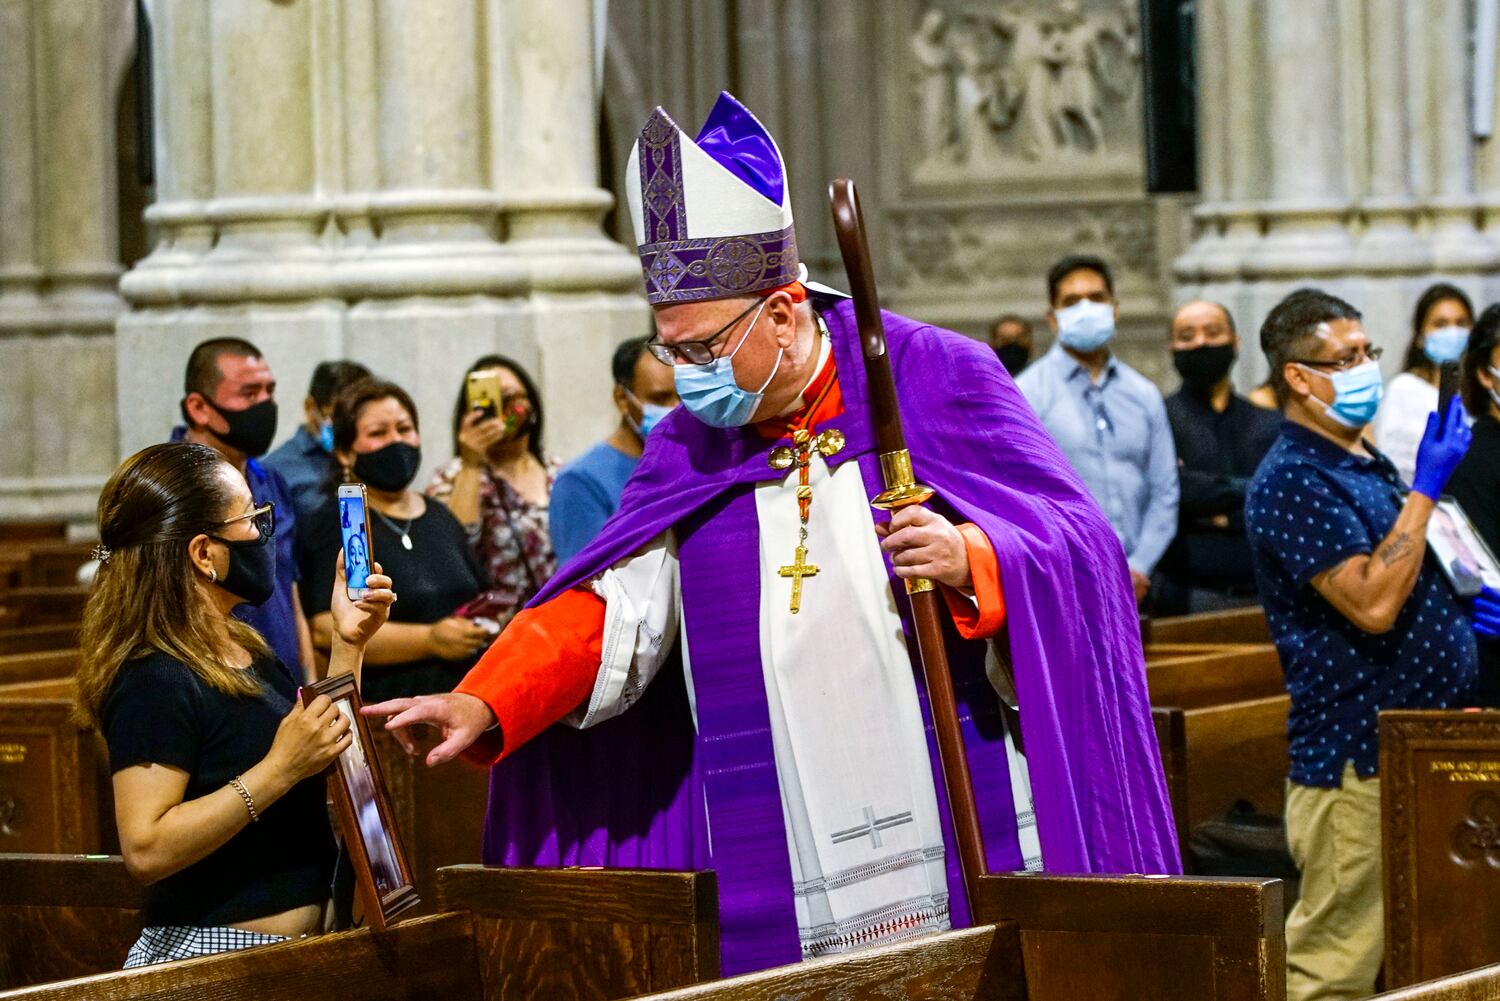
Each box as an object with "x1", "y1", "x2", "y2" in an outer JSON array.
[{"x1": 673, "y1": 300, "x2": 782, "y2": 428}]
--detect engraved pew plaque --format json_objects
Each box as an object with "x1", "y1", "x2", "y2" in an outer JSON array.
[{"x1": 1382, "y1": 710, "x2": 1500, "y2": 987}]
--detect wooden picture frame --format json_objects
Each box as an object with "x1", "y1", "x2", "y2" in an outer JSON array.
[
  {"x1": 301, "y1": 674, "x2": 420, "y2": 929},
  {"x1": 1428, "y1": 496, "x2": 1500, "y2": 598}
]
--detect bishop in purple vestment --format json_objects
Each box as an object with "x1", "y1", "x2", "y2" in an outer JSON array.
[{"x1": 367, "y1": 92, "x2": 1179, "y2": 977}]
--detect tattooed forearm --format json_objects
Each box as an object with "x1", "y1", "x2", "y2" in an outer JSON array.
[{"x1": 1377, "y1": 531, "x2": 1414, "y2": 568}]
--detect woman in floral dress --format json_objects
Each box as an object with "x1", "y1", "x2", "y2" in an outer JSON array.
[{"x1": 427, "y1": 355, "x2": 559, "y2": 628}]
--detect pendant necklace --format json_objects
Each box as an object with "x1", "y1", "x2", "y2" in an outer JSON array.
[
  {"x1": 767, "y1": 426, "x2": 845, "y2": 613},
  {"x1": 374, "y1": 507, "x2": 415, "y2": 550}
]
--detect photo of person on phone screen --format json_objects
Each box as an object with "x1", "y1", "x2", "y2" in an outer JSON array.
[{"x1": 345, "y1": 532, "x2": 370, "y2": 591}]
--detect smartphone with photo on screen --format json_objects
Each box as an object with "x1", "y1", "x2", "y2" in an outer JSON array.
[
  {"x1": 466, "y1": 371, "x2": 502, "y2": 419},
  {"x1": 338, "y1": 482, "x2": 374, "y2": 600}
]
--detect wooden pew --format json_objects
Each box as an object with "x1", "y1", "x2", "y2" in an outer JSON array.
[
  {"x1": 1148, "y1": 606, "x2": 1272, "y2": 646},
  {"x1": 1146, "y1": 644, "x2": 1284, "y2": 709},
  {"x1": 0, "y1": 865, "x2": 1285, "y2": 1001},
  {"x1": 0, "y1": 587, "x2": 89, "y2": 629},
  {"x1": 0, "y1": 679, "x2": 115, "y2": 854},
  {"x1": 0, "y1": 624, "x2": 79, "y2": 657},
  {"x1": 1382, "y1": 710, "x2": 1500, "y2": 988},
  {"x1": 0, "y1": 854, "x2": 144, "y2": 989},
  {"x1": 1368, "y1": 964, "x2": 1500, "y2": 1000},
  {"x1": 629, "y1": 923, "x2": 1026, "y2": 1000},
  {"x1": 972, "y1": 873, "x2": 1285, "y2": 1001},
  {"x1": 0, "y1": 912, "x2": 485, "y2": 1001},
  {"x1": 0, "y1": 650, "x2": 78, "y2": 687},
  {"x1": 371, "y1": 728, "x2": 489, "y2": 911},
  {"x1": 436, "y1": 864, "x2": 719, "y2": 998},
  {"x1": 23, "y1": 544, "x2": 97, "y2": 589},
  {"x1": 1153, "y1": 694, "x2": 1290, "y2": 833}
]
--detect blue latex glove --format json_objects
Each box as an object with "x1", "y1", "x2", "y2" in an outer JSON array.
[
  {"x1": 1477, "y1": 587, "x2": 1500, "y2": 639},
  {"x1": 1411, "y1": 396, "x2": 1473, "y2": 501}
]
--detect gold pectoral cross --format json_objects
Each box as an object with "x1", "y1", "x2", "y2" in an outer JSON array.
[{"x1": 778, "y1": 544, "x2": 820, "y2": 614}]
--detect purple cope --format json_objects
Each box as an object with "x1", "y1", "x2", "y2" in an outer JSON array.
[{"x1": 479, "y1": 293, "x2": 1181, "y2": 976}]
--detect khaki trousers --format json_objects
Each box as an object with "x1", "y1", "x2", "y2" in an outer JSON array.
[{"x1": 1284, "y1": 761, "x2": 1384, "y2": 1001}]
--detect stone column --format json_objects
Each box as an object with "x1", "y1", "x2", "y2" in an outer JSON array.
[
  {"x1": 1176, "y1": 0, "x2": 1490, "y2": 365},
  {"x1": 1422, "y1": 0, "x2": 1500, "y2": 271},
  {"x1": 0, "y1": 0, "x2": 134, "y2": 521},
  {"x1": 118, "y1": 0, "x2": 646, "y2": 474},
  {"x1": 1242, "y1": 0, "x2": 1354, "y2": 279},
  {"x1": 1354, "y1": 0, "x2": 1431, "y2": 274}
]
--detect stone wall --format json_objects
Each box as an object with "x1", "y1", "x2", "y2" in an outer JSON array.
[
  {"x1": 603, "y1": 0, "x2": 1192, "y2": 387},
  {"x1": 0, "y1": 1, "x2": 136, "y2": 521},
  {"x1": 116, "y1": 0, "x2": 647, "y2": 493},
  {"x1": 1178, "y1": 0, "x2": 1500, "y2": 392}
]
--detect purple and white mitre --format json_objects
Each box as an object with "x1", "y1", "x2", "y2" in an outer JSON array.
[{"x1": 625, "y1": 91, "x2": 801, "y2": 306}]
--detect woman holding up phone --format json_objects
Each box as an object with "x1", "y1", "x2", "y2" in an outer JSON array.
[
  {"x1": 427, "y1": 355, "x2": 559, "y2": 629},
  {"x1": 74, "y1": 442, "x2": 395, "y2": 967},
  {"x1": 300, "y1": 378, "x2": 489, "y2": 702}
]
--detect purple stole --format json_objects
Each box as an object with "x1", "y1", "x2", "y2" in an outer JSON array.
[{"x1": 670, "y1": 323, "x2": 1024, "y2": 974}]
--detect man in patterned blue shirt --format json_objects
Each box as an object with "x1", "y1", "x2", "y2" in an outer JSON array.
[{"x1": 1246, "y1": 288, "x2": 1487, "y2": 1001}]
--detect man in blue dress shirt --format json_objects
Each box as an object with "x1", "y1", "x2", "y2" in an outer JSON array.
[
  {"x1": 1245, "y1": 288, "x2": 1486, "y2": 1001},
  {"x1": 1017, "y1": 255, "x2": 1178, "y2": 606},
  {"x1": 549, "y1": 336, "x2": 678, "y2": 564}
]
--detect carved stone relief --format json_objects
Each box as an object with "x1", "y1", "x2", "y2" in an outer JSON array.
[
  {"x1": 908, "y1": 0, "x2": 1141, "y2": 180},
  {"x1": 888, "y1": 202, "x2": 1158, "y2": 290}
]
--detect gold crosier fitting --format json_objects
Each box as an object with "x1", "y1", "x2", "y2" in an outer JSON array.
[{"x1": 871, "y1": 449, "x2": 936, "y2": 595}]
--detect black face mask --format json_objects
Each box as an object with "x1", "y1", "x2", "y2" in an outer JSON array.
[
  {"x1": 996, "y1": 344, "x2": 1032, "y2": 376},
  {"x1": 1173, "y1": 344, "x2": 1237, "y2": 393},
  {"x1": 353, "y1": 442, "x2": 422, "y2": 493},
  {"x1": 193, "y1": 397, "x2": 279, "y2": 458},
  {"x1": 213, "y1": 531, "x2": 278, "y2": 607}
]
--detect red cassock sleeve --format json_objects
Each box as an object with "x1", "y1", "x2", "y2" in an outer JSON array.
[
  {"x1": 940, "y1": 522, "x2": 1007, "y2": 640},
  {"x1": 454, "y1": 587, "x2": 606, "y2": 766}
]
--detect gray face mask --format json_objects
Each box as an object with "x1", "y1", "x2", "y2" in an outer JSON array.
[{"x1": 1490, "y1": 366, "x2": 1500, "y2": 409}]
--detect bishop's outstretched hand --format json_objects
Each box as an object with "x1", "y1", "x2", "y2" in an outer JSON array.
[{"x1": 361, "y1": 692, "x2": 496, "y2": 767}]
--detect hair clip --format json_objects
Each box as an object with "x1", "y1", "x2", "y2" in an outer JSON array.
[{"x1": 90, "y1": 544, "x2": 113, "y2": 564}]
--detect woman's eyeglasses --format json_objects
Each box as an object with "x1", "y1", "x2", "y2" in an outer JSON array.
[{"x1": 214, "y1": 502, "x2": 276, "y2": 541}]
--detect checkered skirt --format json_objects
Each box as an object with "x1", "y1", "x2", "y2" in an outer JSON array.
[{"x1": 123, "y1": 925, "x2": 287, "y2": 968}]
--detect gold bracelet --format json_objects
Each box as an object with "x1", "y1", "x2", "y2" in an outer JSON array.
[{"x1": 229, "y1": 775, "x2": 259, "y2": 823}]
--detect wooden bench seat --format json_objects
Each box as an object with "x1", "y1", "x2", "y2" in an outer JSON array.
[
  {"x1": 1148, "y1": 606, "x2": 1272, "y2": 646},
  {"x1": 1368, "y1": 963, "x2": 1500, "y2": 1000},
  {"x1": 0, "y1": 854, "x2": 144, "y2": 989},
  {"x1": 0, "y1": 679, "x2": 113, "y2": 854},
  {"x1": 1146, "y1": 644, "x2": 1284, "y2": 709},
  {"x1": 1154, "y1": 694, "x2": 1290, "y2": 833},
  {"x1": 0, "y1": 625, "x2": 79, "y2": 657},
  {"x1": 0, "y1": 588, "x2": 89, "y2": 630},
  {"x1": 0, "y1": 860, "x2": 1287, "y2": 1000},
  {"x1": 0, "y1": 911, "x2": 484, "y2": 1001},
  {"x1": 972, "y1": 872, "x2": 1284, "y2": 1001},
  {"x1": 0, "y1": 650, "x2": 78, "y2": 688},
  {"x1": 630, "y1": 923, "x2": 1025, "y2": 1000}
]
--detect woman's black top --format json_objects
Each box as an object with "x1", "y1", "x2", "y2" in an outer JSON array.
[
  {"x1": 299, "y1": 496, "x2": 485, "y2": 702},
  {"x1": 101, "y1": 652, "x2": 335, "y2": 928},
  {"x1": 1448, "y1": 412, "x2": 1500, "y2": 705}
]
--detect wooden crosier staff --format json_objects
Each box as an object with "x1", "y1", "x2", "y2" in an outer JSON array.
[{"x1": 828, "y1": 177, "x2": 988, "y2": 906}]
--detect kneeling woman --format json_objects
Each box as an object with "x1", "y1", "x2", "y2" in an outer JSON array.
[{"x1": 74, "y1": 442, "x2": 395, "y2": 967}]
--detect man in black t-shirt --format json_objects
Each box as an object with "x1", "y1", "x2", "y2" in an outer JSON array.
[{"x1": 1156, "y1": 300, "x2": 1281, "y2": 614}]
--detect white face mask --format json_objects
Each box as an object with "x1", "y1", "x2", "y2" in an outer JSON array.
[{"x1": 1489, "y1": 366, "x2": 1500, "y2": 409}]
